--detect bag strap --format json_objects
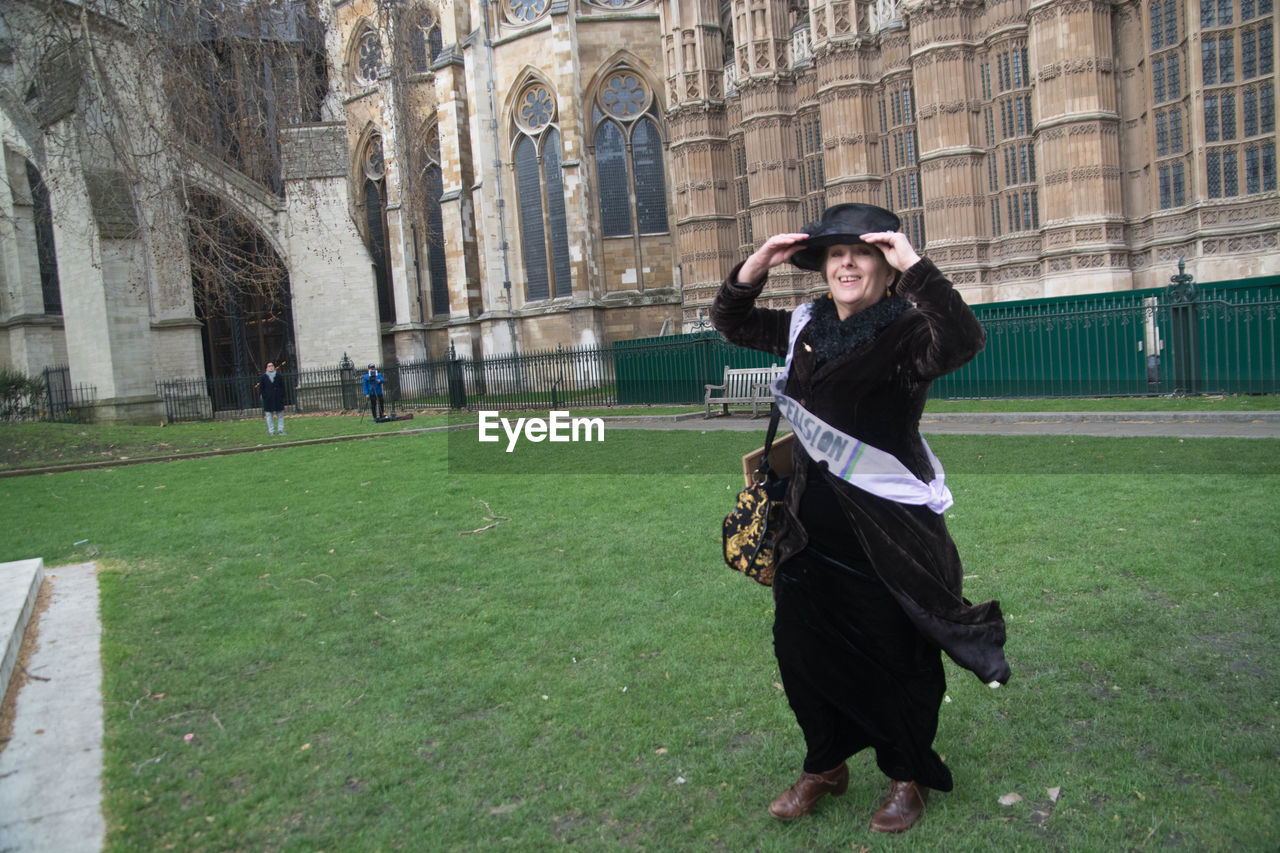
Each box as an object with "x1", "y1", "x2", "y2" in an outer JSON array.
[{"x1": 753, "y1": 404, "x2": 783, "y2": 481}]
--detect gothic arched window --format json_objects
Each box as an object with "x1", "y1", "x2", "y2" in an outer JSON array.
[
  {"x1": 423, "y1": 126, "x2": 450, "y2": 316},
  {"x1": 1149, "y1": 1, "x2": 1188, "y2": 207},
  {"x1": 410, "y1": 10, "x2": 444, "y2": 74},
  {"x1": 24, "y1": 162, "x2": 62, "y2": 315},
  {"x1": 513, "y1": 83, "x2": 572, "y2": 301},
  {"x1": 505, "y1": 0, "x2": 550, "y2": 25},
  {"x1": 593, "y1": 71, "x2": 669, "y2": 238},
  {"x1": 356, "y1": 29, "x2": 381, "y2": 84},
  {"x1": 362, "y1": 136, "x2": 394, "y2": 322}
]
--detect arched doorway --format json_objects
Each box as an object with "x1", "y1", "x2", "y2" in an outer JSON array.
[{"x1": 186, "y1": 188, "x2": 295, "y2": 383}]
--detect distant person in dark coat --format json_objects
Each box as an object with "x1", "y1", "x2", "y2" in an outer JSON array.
[
  {"x1": 259, "y1": 362, "x2": 286, "y2": 435},
  {"x1": 362, "y1": 364, "x2": 385, "y2": 420}
]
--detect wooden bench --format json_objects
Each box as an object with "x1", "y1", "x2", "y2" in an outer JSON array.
[{"x1": 704, "y1": 365, "x2": 784, "y2": 418}]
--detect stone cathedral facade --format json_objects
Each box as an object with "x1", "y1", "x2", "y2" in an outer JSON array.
[
  {"x1": 1, "y1": 0, "x2": 1276, "y2": 422},
  {"x1": 668, "y1": 0, "x2": 1277, "y2": 321}
]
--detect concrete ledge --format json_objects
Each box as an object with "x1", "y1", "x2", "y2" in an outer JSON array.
[{"x1": 0, "y1": 558, "x2": 44, "y2": 704}]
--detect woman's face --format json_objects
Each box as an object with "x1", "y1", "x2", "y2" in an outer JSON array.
[{"x1": 824, "y1": 243, "x2": 894, "y2": 320}]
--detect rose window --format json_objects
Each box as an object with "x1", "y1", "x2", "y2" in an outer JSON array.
[
  {"x1": 518, "y1": 85, "x2": 555, "y2": 132},
  {"x1": 601, "y1": 73, "x2": 647, "y2": 118},
  {"x1": 357, "y1": 31, "x2": 381, "y2": 82}
]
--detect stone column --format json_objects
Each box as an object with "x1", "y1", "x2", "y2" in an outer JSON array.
[
  {"x1": 1030, "y1": 0, "x2": 1130, "y2": 296},
  {"x1": 661, "y1": 0, "x2": 741, "y2": 326},
  {"x1": 433, "y1": 0, "x2": 484, "y2": 352},
  {"x1": 280, "y1": 123, "x2": 383, "y2": 371},
  {"x1": 0, "y1": 149, "x2": 67, "y2": 372},
  {"x1": 905, "y1": 1, "x2": 989, "y2": 300},
  {"x1": 43, "y1": 128, "x2": 164, "y2": 424}
]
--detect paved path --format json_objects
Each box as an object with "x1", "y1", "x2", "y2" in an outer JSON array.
[
  {"x1": 0, "y1": 412, "x2": 1276, "y2": 850},
  {"x1": 616, "y1": 410, "x2": 1280, "y2": 439},
  {"x1": 0, "y1": 561, "x2": 104, "y2": 853}
]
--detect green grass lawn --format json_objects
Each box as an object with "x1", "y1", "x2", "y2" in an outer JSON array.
[
  {"x1": 1, "y1": 427, "x2": 1277, "y2": 851},
  {"x1": 2, "y1": 393, "x2": 1276, "y2": 473}
]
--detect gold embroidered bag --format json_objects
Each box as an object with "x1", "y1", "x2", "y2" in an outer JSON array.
[{"x1": 722, "y1": 406, "x2": 790, "y2": 586}]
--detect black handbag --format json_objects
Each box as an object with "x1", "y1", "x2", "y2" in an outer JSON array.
[{"x1": 722, "y1": 405, "x2": 789, "y2": 586}]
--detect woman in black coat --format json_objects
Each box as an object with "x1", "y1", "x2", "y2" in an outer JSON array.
[
  {"x1": 711, "y1": 204, "x2": 1009, "y2": 834},
  {"x1": 259, "y1": 362, "x2": 287, "y2": 436}
]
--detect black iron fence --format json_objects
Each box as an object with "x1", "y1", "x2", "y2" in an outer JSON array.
[
  {"x1": 152, "y1": 274, "x2": 1279, "y2": 422},
  {"x1": 936, "y1": 274, "x2": 1279, "y2": 399},
  {"x1": 0, "y1": 366, "x2": 97, "y2": 423}
]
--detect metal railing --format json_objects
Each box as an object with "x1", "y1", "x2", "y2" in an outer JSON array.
[
  {"x1": 43, "y1": 366, "x2": 97, "y2": 422},
  {"x1": 151, "y1": 276, "x2": 1279, "y2": 422},
  {"x1": 935, "y1": 280, "x2": 1279, "y2": 399}
]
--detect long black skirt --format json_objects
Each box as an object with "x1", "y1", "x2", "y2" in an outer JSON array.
[{"x1": 772, "y1": 547, "x2": 954, "y2": 791}]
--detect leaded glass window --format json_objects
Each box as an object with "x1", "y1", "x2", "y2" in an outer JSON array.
[
  {"x1": 632, "y1": 117, "x2": 668, "y2": 234},
  {"x1": 424, "y1": 162, "x2": 449, "y2": 315},
  {"x1": 365, "y1": 183, "x2": 393, "y2": 321},
  {"x1": 1223, "y1": 149, "x2": 1239, "y2": 195},
  {"x1": 357, "y1": 30, "x2": 381, "y2": 83},
  {"x1": 1221, "y1": 91, "x2": 1237, "y2": 139},
  {"x1": 591, "y1": 71, "x2": 669, "y2": 239},
  {"x1": 507, "y1": 0, "x2": 549, "y2": 24},
  {"x1": 518, "y1": 86, "x2": 555, "y2": 133},
  {"x1": 542, "y1": 129, "x2": 572, "y2": 297},
  {"x1": 423, "y1": 128, "x2": 449, "y2": 316},
  {"x1": 515, "y1": 137, "x2": 549, "y2": 300},
  {"x1": 362, "y1": 136, "x2": 393, "y2": 322},
  {"x1": 26, "y1": 162, "x2": 61, "y2": 315},
  {"x1": 596, "y1": 122, "x2": 629, "y2": 237},
  {"x1": 364, "y1": 138, "x2": 385, "y2": 180},
  {"x1": 513, "y1": 83, "x2": 572, "y2": 301},
  {"x1": 1243, "y1": 27, "x2": 1258, "y2": 78},
  {"x1": 1255, "y1": 23, "x2": 1274, "y2": 76},
  {"x1": 1203, "y1": 37, "x2": 1219, "y2": 85},
  {"x1": 410, "y1": 11, "x2": 443, "y2": 74},
  {"x1": 732, "y1": 136, "x2": 752, "y2": 251},
  {"x1": 1207, "y1": 149, "x2": 1240, "y2": 197},
  {"x1": 987, "y1": 40, "x2": 1032, "y2": 235},
  {"x1": 602, "y1": 73, "x2": 647, "y2": 119},
  {"x1": 797, "y1": 112, "x2": 825, "y2": 223}
]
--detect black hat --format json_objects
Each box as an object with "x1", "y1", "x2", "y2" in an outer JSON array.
[{"x1": 790, "y1": 203, "x2": 901, "y2": 272}]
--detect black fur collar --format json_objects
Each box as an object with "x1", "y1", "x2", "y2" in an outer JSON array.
[{"x1": 805, "y1": 292, "x2": 911, "y2": 365}]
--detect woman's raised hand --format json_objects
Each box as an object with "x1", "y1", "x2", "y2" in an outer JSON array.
[
  {"x1": 859, "y1": 231, "x2": 922, "y2": 273},
  {"x1": 736, "y1": 233, "x2": 811, "y2": 286}
]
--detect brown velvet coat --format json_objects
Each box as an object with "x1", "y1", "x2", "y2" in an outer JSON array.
[{"x1": 712, "y1": 257, "x2": 1011, "y2": 685}]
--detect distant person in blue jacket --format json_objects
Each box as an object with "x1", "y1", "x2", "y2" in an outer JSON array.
[{"x1": 362, "y1": 363, "x2": 385, "y2": 420}]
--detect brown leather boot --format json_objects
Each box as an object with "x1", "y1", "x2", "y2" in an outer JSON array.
[
  {"x1": 869, "y1": 780, "x2": 928, "y2": 833},
  {"x1": 767, "y1": 763, "x2": 849, "y2": 820}
]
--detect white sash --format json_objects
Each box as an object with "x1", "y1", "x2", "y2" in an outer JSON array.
[{"x1": 771, "y1": 302, "x2": 953, "y2": 514}]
